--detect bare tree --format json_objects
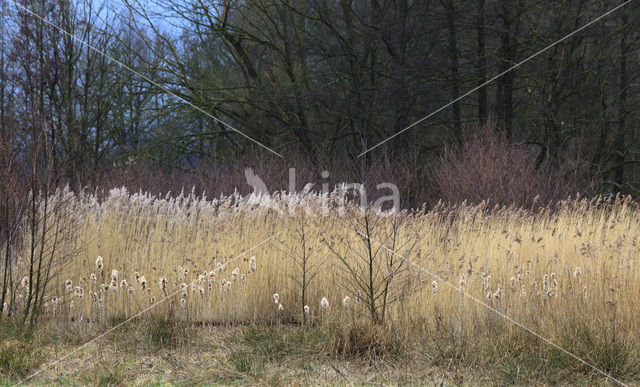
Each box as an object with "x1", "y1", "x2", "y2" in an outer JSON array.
[
  {"x1": 279, "y1": 216, "x2": 323, "y2": 325},
  {"x1": 323, "y1": 205, "x2": 417, "y2": 324}
]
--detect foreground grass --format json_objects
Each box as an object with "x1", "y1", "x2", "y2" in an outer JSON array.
[{"x1": 0, "y1": 318, "x2": 636, "y2": 386}]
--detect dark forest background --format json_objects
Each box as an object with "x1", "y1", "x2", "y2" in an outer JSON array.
[{"x1": 1, "y1": 0, "x2": 640, "y2": 208}]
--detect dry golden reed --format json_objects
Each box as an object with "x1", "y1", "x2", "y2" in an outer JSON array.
[{"x1": 10, "y1": 188, "x2": 640, "y2": 347}]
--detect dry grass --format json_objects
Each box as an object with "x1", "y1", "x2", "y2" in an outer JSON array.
[
  {"x1": 0, "y1": 320, "x2": 632, "y2": 386},
  {"x1": 0, "y1": 322, "x2": 464, "y2": 385},
  {"x1": 3, "y1": 187, "x2": 640, "y2": 384}
]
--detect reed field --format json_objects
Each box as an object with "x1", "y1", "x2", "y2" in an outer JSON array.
[{"x1": 3, "y1": 187, "x2": 640, "y2": 385}]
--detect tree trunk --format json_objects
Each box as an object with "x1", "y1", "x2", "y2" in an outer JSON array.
[
  {"x1": 614, "y1": 11, "x2": 629, "y2": 190},
  {"x1": 496, "y1": 0, "x2": 519, "y2": 140},
  {"x1": 476, "y1": 0, "x2": 487, "y2": 123},
  {"x1": 444, "y1": 0, "x2": 461, "y2": 141}
]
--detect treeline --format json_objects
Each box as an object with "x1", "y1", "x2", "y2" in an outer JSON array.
[{"x1": 1, "y1": 0, "x2": 640, "y2": 199}]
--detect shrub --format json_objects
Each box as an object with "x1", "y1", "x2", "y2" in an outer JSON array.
[
  {"x1": 434, "y1": 123, "x2": 584, "y2": 208},
  {"x1": 330, "y1": 322, "x2": 403, "y2": 360}
]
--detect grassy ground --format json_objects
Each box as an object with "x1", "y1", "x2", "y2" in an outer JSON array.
[{"x1": 0, "y1": 317, "x2": 634, "y2": 386}]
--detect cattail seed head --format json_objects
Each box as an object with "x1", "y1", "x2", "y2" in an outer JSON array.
[
  {"x1": 159, "y1": 277, "x2": 168, "y2": 296},
  {"x1": 198, "y1": 286, "x2": 205, "y2": 298},
  {"x1": 128, "y1": 285, "x2": 134, "y2": 295},
  {"x1": 459, "y1": 274, "x2": 466, "y2": 292},
  {"x1": 342, "y1": 296, "x2": 350, "y2": 308},
  {"x1": 278, "y1": 303, "x2": 284, "y2": 311},
  {"x1": 431, "y1": 280, "x2": 438, "y2": 294},
  {"x1": 273, "y1": 293, "x2": 280, "y2": 304},
  {"x1": 249, "y1": 256, "x2": 257, "y2": 272},
  {"x1": 542, "y1": 273, "x2": 556, "y2": 296},
  {"x1": 110, "y1": 279, "x2": 117, "y2": 291},
  {"x1": 481, "y1": 272, "x2": 490, "y2": 290},
  {"x1": 96, "y1": 256, "x2": 103, "y2": 271},
  {"x1": 573, "y1": 267, "x2": 582, "y2": 280},
  {"x1": 65, "y1": 279, "x2": 73, "y2": 293},
  {"x1": 231, "y1": 267, "x2": 239, "y2": 282},
  {"x1": 320, "y1": 297, "x2": 329, "y2": 309},
  {"x1": 90, "y1": 273, "x2": 97, "y2": 283},
  {"x1": 494, "y1": 285, "x2": 502, "y2": 300},
  {"x1": 140, "y1": 276, "x2": 147, "y2": 290},
  {"x1": 20, "y1": 276, "x2": 29, "y2": 290},
  {"x1": 304, "y1": 305, "x2": 310, "y2": 314},
  {"x1": 120, "y1": 279, "x2": 128, "y2": 289},
  {"x1": 486, "y1": 290, "x2": 492, "y2": 301},
  {"x1": 241, "y1": 274, "x2": 246, "y2": 285},
  {"x1": 111, "y1": 269, "x2": 119, "y2": 282}
]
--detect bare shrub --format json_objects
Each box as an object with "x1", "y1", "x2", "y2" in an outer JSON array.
[
  {"x1": 0, "y1": 122, "x2": 76, "y2": 325},
  {"x1": 0, "y1": 131, "x2": 26, "y2": 319},
  {"x1": 93, "y1": 146, "x2": 434, "y2": 211},
  {"x1": 434, "y1": 124, "x2": 585, "y2": 208},
  {"x1": 323, "y1": 206, "x2": 418, "y2": 325}
]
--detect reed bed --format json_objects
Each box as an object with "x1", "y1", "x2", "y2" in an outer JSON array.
[{"x1": 6, "y1": 188, "x2": 640, "y2": 362}]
